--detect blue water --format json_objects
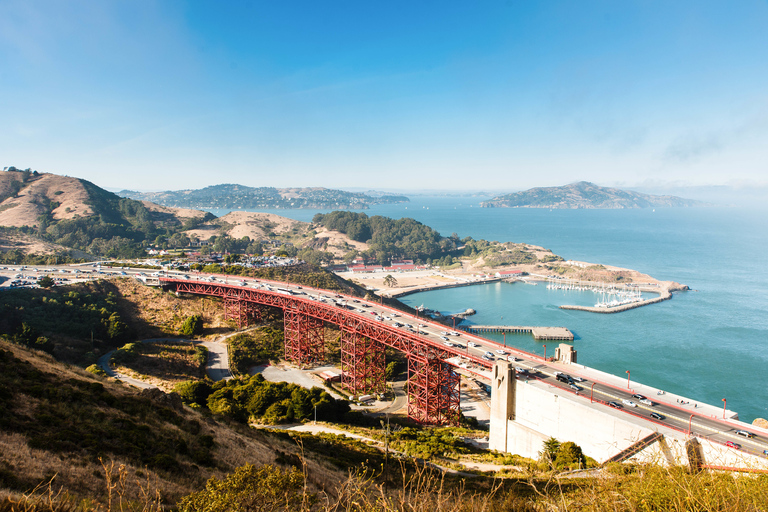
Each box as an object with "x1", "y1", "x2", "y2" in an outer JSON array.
[{"x1": 211, "y1": 199, "x2": 768, "y2": 422}]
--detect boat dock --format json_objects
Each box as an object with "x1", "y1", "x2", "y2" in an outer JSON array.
[{"x1": 462, "y1": 325, "x2": 574, "y2": 341}]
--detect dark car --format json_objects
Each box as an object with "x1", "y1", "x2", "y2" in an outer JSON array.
[
  {"x1": 650, "y1": 412, "x2": 665, "y2": 420},
  {"x1": 556, "y1": 374, "x2": 572, "y2": 383},
  {"x1": 608, "y1": 401, "x2": 623, "y2": 409},
  {"x1": 632, "y1": 394, "x2": 646, "y2": 400}
]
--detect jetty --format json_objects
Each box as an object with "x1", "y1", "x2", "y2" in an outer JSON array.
[
  {"x1": 559, "y1": 283, "x2": 688, "y2": 314},
  {"x1": 462, "y1": 325, "x2": 574, "y2": 341}
]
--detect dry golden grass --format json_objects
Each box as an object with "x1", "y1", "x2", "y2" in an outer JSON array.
[
  {"x1": 114, "y1": 342, "x2": 207, "y2": 393},
  {"x1": 105, "y1": 279, "x2": 231, "y2": 339}
]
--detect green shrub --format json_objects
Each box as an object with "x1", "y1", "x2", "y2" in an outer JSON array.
[
  {"x1": 85, "y1": 364, "x2": 106, "y2": 377},
  {"x1": 174, "y1": 380, "x2": 213, "y2": 408},
  {"x1": 178, "y1": 464, "x2": 307, "y2": 512},
  {"x1": 180, "y1": 315, "x2": 203, "y2": 337}
]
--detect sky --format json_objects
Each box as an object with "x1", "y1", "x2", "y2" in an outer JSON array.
[{"x1": 1, "y1": 0, "x2": 767, "y2": 194}]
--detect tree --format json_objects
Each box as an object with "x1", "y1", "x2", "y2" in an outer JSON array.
[
  {"x1": 383, "y1": 274, "x2": 398, "y2": 288},
  {"x1": 385, "y1": 361, "x2": 401, "y2": 381},
  {"x1": 174, "y1": 380, "x2": 213, "y2": 408},
  {"x1": 540, "y1": 437, "x2": 561, "y2": 464},
  {"x1": 180, "y1": 315, "x2": 204, "y2": 337},
  {"x1": 38, "y1": 275, "x2": 55, "y2": 288},
  {"x1": 554, "y1": 441, "x2": 585, "y2": 470}
]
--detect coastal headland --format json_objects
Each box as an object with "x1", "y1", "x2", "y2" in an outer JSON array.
[{"x1": 337, "y1": 258, "x2": 687, "y2": 314}]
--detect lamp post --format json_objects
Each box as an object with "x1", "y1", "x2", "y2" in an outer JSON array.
[
  {"x1": 688, "y1": 414, "x2": 694, "y2": 436},
  {"x1": 626, "y1": 370, "x2": 630, "y2": 389},
  {"x1": 590, "y1": 382, "x2": 596, "y2": 403},
  {"x1": 722, "y1": 398, "x2": 726, "y2": 419},
  {"x1": 314, "y1": 405, "x2": 317, "y2": 425},
  {"x1": 543, "y1": 344, "x2": 547, "y2": 361}
]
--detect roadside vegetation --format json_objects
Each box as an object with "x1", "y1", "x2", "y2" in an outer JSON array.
[
  {"x1": 173, "y1": 374, "x2": 350, "y2": 425},
  {"x1": 227, "y1": 326, "x2": 284, "y2": 375}
]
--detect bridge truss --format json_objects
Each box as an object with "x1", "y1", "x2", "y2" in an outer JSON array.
[{"x1": 164, "y1": 278, "x2": 490, "y2": 425}]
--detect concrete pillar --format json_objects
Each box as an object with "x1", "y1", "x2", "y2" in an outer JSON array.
[
  {"x1": 489, "y1": 361, "x2": 515, "y2": 452},
  {"x1": 554, "y1": 343, "x2": 577, "y2": 364}
]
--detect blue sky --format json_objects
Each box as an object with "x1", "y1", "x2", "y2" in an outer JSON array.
[{"x1": 1, "y1": 1, "x2": 767, "y2": 193}]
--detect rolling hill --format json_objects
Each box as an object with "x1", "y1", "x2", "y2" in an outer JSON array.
[
  {"x1": 0, "y1": 167, "x2": 211, "y2": 258},
  {"x1": 120, "y1": 184, "x2": 409, "y2": 210},
  {"x1": 481, "y1": 181, "x2": 706, "y2": 209}
]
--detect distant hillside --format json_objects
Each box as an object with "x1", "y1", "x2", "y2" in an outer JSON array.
[
  {"x1": 119, "y1": 184, "x2": 410, "y2": 210},
  {"x1": 481, "y1": 181, "x2": 706, "y2": 209},
  {"x1": 0, "y1": 167, "x2": 211, "y2": 258}
]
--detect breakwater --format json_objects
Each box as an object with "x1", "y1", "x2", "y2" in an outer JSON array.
[{"x1": 558, "y1": 284, "x2": 687, "y2": 314}]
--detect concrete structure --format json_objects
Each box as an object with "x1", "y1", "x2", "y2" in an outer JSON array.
[
  {"x1": 489, "y1": 360, "x2": 768, "y2": 470},
  {"x1": 463, "y1": 325, "x2": 574, "y2": 341},
  {"x1": 554, "y1": 343, "x2": 577, "y2": 364}
]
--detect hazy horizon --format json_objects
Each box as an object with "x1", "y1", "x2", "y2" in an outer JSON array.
[{"x1": 2, "y1": 1, "x2": 767, "y2": 192}]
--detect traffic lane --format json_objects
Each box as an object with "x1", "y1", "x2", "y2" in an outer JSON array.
[{"x1": 581, "y1": 382, "x2": 768, "y2": 455}]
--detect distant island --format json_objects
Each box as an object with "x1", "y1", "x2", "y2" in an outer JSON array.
[
  {"x1": 481, "y1": 181, "x2": 707, "y2": 209},
  {"x1": 119, "y1": 184, "x2": 409, "y2": 210}
]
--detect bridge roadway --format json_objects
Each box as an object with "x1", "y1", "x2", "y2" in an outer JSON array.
[
  {"x1": 158, "y1": 271, "x2": 768, "y2": 460},
  {"x1": 2, "y1": 264, "x2": 763, "y2": 457}
]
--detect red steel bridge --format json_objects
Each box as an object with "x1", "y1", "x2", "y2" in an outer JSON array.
[{"x1": 160, "y1": 275, "x2": 496, "y2": 425}]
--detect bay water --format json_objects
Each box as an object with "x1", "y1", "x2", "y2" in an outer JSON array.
[{"x1": 208, "y1": 198, "x2": 768, "y2": 422}]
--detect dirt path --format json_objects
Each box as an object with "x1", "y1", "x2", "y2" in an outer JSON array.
[{"x1": 97, "y1": 329, "x2": 251, "y2": 388}]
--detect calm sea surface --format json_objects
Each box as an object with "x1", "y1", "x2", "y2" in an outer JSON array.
[{"x1": 208, "y1": 198, "x2": 768, "y2": 422}]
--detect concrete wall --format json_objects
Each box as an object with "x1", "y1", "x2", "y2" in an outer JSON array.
[
  {"x1": 490, "y1": 361, "x2": 654, "y2": 462},
  {"x1": 489, "y1": 362, "x2": 768, "y2": 470}
]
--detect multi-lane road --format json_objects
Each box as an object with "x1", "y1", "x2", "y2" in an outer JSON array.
[{"x1": 3, "y1": 263, "x2": 767, "y2": 458}]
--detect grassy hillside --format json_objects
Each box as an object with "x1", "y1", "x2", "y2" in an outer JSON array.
[
  {"x1": 0, "y1": 341, "x2": 374, "y2": 507},
  {"x1": 0, "y1": 168, "x2": 212, "y2": 258},
  {"x1": 0, "y1": 278, "x2": 232, "y2": 366}
]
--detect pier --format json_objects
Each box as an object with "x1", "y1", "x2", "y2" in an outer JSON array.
[{"x1": 462, "y1": 325, "x2": 574, "y2": 341}]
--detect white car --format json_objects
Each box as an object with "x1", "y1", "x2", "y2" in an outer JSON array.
[
  {"x1": 495, "y1": 349, "x2": 508, "y2": 355},
  {"x1": 468, "y1": 342, "x2": 479, "y2": 348},
  {"x1": 621, "y1": 399, "x2": 638, "y2": 408},
  {"x1": 639, "y1": 398, "x2": 654, "y2": 406},
  {"x1": 443, "y1": 341, "x2": 453, "y2": 347}
]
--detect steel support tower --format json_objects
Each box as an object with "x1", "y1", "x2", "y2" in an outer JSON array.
[
  {"x1": 283, "y1": 308, "x2": 325, "y2": 367},
  {"x1": 407, "y1": 356, "x2": 461, "y2": 425},
  {"x1": 224, "y1": 298, "x2": 262, "y2": 328},
  {"x1": 340, "y1": 329, "x2": 385, "y2": 395}
]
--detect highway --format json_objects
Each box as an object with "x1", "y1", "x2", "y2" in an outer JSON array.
[{"x1": 2, "y1": 263, "x2": 767, "y2": 458}]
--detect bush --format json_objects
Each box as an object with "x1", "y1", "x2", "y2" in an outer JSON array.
[
  {"x1": 180, "y1": 315, "x2": 204, "y2": 337},
  {"x1": 178, "y1": 464, "x2": 307, "y2": 512},
  {"x1": 86, "y1": 364, "x2": 106, "y2": 377},
  {"x1": 174, "y1": 380, "x2": 213, "y2": 408}
]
